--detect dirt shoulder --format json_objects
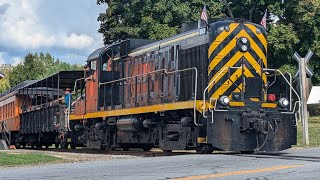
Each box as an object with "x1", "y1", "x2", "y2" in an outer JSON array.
[{"x1": 0, "y1": 149, "x2": 137, "y2": 164}]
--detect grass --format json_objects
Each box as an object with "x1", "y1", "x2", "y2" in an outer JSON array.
[
  {"x1": 296, "y1": 116, "x2": 320, "y2": 146},
  {"x1": 0, "y1": 152, "x2": 61, "y2": 167}
]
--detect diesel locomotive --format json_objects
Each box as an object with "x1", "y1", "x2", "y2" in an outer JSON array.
[
  {"x1": 0, "y1": 18, "x2": 298, "y2": 153},
  {"x1": 68, "y1": 18, "x2": 298, "y2": 153}
]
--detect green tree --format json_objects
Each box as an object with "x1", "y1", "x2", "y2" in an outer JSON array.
[
  {"x1": 97, "y1": 0, "x2": 320, "y2": 84},
  {"x1": 8, "y1": 53, "x2": 45, "y2": 87},
  {"x1": 7, "y1": 52, "x2": 82, "y2": 88},
  {"x1": 97, "y1": 0, "x2": 224, "y2": 44},
  {"x1": 0, "y1": 64, "x2": 13, "y2": 93}
]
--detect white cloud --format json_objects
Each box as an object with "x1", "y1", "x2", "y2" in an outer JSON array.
[
  {"x1": 12, "y1": 57, "x2": 23, "y2": 66},
  {"x1": 56, "y1": 53, "x2": 87, "y2": 65},
  {"x1": 61, "y1": 33, "x2": 94, "y2": 50},
  {"x1": 0, "y1": 0, "x2": 96, "y2": 50},
  {"x1": 0, "y1": 52, "x2": 6, "y2": 64}
]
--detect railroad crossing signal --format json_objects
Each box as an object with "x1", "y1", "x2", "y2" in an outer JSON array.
[
  {"x1": 293, "y1": 50, "x2": 314, "y2": 146},
  {"x1": 294, "y1": 51, "x2": 314, "y2": 78}
]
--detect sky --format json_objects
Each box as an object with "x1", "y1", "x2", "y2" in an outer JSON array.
[{"x1": 0, "y1": 0, "x2": 106, "y2": 65}]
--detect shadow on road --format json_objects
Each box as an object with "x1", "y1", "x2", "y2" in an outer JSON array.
[{"x1": 233, "y1": 151, "x2": 320, "y2": 162}]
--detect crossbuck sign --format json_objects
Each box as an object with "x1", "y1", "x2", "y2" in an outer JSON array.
[{"x1": 294, "y1": 51, "x2": 314, "y2": 78}]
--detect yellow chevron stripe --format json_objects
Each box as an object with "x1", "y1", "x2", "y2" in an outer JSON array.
[
  {"x1": 207, "y1": 52, "x2": 264, "y2": 92},
  {"x1": 208, "y1": 34, "x2": 238, "y2": 75},
  {"x1": 243, "y1": 52, "x2": 261, "y2": 75},
  {"x1": 229, "y1": 83, "x2": 243, "y2": 99},
  {"x1": 240, "y1": 30, "x2": 267, "y2": 67},
  {"x1": 208, "y1": 51, "x2": 243, "y2": 92},
  {"x1": 233, "y1": 83, "x2": 243, "y2": 92},
  {"x1": 208, "y1": 29, "x2": 267, "y2": 75},
  {"x1": 250, "y1": 98, "x2": 260, "y2": 102},
  {"x1": 262, "y1": 73, "x2": 267, "y2": 84},
  {"x1": 211, "y1": 67, "x2": 253, "y2": 99},
  {"x1": 212, "y1": 68, "x2": 242, "y2": 98},
  {"x1": 243, "y1": 66, "x2": 254, "y2": 77},
  {"x1": 243, "y1": 52, "x2": 267, "y2": 83},
  {"x1": 208, "y1": 23, "x2": 240, "y2": 58},
  {"x1": 262, "y1": 103, "x2": 277, "y2": 108},
  {"x1": 244, "y1": 24, "x2": 267, "y2": 51},
  {"x1": 230, "y1": 101, "x2": 245, "y2": 107}
]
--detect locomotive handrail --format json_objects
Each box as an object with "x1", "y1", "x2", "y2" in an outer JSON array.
[
  {"x1": 65, "y1": 96, "x2": 72, "y2": 131},
  {"x1": 99, "y1": 67, "x2": 200, "y2": 126},
  {"x1": 1, "y1": 122, "x2": 11, "y2": 146},
  {"x1": 209, "y1": 97, "x2": 229, "y2": 123},
  {"x1": 282, "y1": 101, "x2": 301, "y2": 125},
  {"x1": 73, "y1": 77, "x2": 85, "y2": 94},
  {"x1": 286, "y1": 72, "x2": 293, "y2": 111},
  {"x1": 263, "y1": 69, "x2": 302, "y2": 125},
  {"x1": 202, "y1": 66, "x2": 244, "y2": 118},
  {"x1": 99, "y1": 69, "x2": 167, "y2": 86},
  {"x1": 262, "y1": 69, "x2": 301, "y2": 117},
  {"x1": 65, "y1": 92, "x2": 85, "y2": 132}
]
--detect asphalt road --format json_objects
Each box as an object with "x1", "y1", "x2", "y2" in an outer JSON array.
[{"x1": 1, "y1": 147, "x2": 320, "y2": 180}]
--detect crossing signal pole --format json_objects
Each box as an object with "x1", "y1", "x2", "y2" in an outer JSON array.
[{"x1": 294, "y1": 50, "x2": 314, "y2": 146}]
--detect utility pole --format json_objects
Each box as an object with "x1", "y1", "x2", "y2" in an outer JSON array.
[{"x1": 294, "y1": 51, "x2": 314, "y2": 146}]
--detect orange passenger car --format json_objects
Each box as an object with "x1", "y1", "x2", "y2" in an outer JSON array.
[{"x1": 0, "y1": 81, "x2": 36, "y2": 138}]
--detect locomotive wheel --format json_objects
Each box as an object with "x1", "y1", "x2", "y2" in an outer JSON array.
[
  {"x1": 61, "y1": 142, "x2": 68, "y2": 149},
  {"x1": 100, "y1": 144, "x2": 107, "y2": 150},
  {"x1": 45, "y1": 144, "x2": 50, "y2": 149},
  {"x1": 36, "y1": 144, "x2": 42, "y2": 149},
  {"x1": 15, "y1": 143, "x2": 21, "y2": 149},
  {"x1": 142, "y1": 146, "x2": 153, "y2": 152},
  {"x1": 122, "y1": 146, "x2": 129, "y2": 151},
  {"x1": 54, "y1": 143, "x2": 60, "y2": 148},
  {"x1": 70, "y1": 143, "x2": 76, "y2": 149},
  {"x1": 196, "y1": 147, "x2": 214, "y2": 154}
]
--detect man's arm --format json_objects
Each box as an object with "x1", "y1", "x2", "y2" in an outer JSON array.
[
  {"x1": 85, "y1": 69, "x2": 94, "y2": 81},
  {"x1": 85, "y1": 75, "x2": 93, "y2": 81}
]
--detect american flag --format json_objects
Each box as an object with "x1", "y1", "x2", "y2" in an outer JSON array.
[
  {"x1": 260, "y1": 9, "x2": 267, "y2": 29},
  {"x1": 201, "y1": 4, "x2": 208, "y2": 23}
]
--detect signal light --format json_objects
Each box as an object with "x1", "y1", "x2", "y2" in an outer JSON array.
[{"x1": 267, "y1": 94, "x2": 276, "y2": 102}]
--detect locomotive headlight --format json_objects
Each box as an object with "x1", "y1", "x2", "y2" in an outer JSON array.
[
  {"x1": 237, "y1": 37, "x2": 250, "y2": 52},
  {"x1": 241, "y1": 37, "x2": 248, "y2": 44},
  {"x1": 219, "y1": 96, "x2": 230, "y2": 106},
  {"x1": 279, "y1": 98, "x2": 289, "y2": 107},
  {"x1": 241, "y1": 45, "x2": 248, "y2": 52}
]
